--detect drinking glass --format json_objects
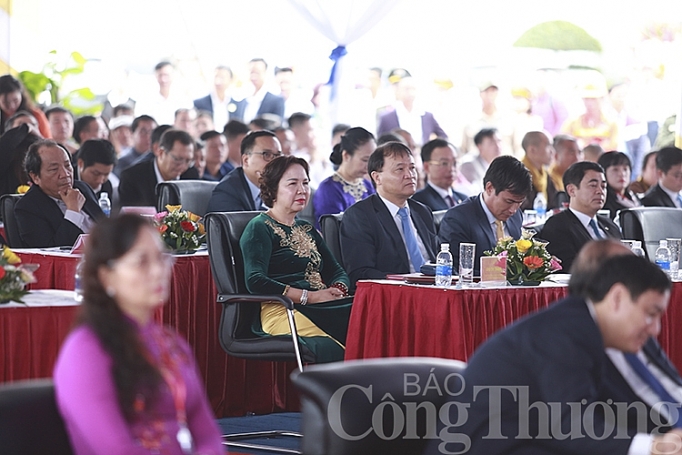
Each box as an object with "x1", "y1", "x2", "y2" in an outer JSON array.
[
  {"x1": 666, "y1": 238, "x2": 681, "y2": 280},
  {"x1": 459, "y1": 243, "x2": 476, "y2": 287}
]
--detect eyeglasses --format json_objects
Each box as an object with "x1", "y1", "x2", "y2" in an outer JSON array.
[
  {"x1": 109, "y1": 253, "x2": 176, "y2": 270},
  {"x1": 429, "y1": 160, "x2": 457, "y2": 168},
  {"x1": 251, "y1": 150, "x2": 283, "y2": 162},
  {"x1": 166, "y1": 151, "x2": 194, "y2": 166}
]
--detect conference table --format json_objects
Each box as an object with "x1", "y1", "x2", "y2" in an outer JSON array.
[
  {"x1": 2, "y1": 249, "x2": 299, "y2": 417},
  {"x1": 345, "y1": 279, "x2": 682, "y2": 372}
]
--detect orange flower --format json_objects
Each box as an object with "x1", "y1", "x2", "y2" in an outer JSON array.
[
  {"x1": 158, "y1": 224, "x2": 168, "y2": 234},
  {"x1": 523, "y1": 256, "x2": 544, "y2": 270}
]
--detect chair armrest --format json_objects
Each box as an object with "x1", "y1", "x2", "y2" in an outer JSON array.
[{"x1": 217, "y1": 293, "x2": 295, "y2": 311}]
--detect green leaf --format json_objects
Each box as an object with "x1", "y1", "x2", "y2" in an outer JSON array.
[{"x1": 514, "y1": 20, "x2": 602, "y2": 52}]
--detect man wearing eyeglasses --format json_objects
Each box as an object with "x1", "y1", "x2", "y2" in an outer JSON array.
[
  {"x1": 207, "y1": 130, "x2": 282, "y2": 213},
  {"x1": 412, "y1": 139, "x2": 466, "y2": 211},
  {"x1": 118, "y1": 129, "x2": 197, "y2": 207}
]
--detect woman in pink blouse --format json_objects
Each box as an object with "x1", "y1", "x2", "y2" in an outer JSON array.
[{"x1": 54, "y1": 214, "x2": 225, "y2": 455}]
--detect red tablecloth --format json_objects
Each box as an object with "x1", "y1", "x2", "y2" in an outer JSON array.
[
  {"x1": 345, "y1": 280, "x2": 682, "y2": 372},
  {"x1": 6, "y1": 250, "x2": 298, "y2": 417}
]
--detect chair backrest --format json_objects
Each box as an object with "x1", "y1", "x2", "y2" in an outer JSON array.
[
  {"x1": 0, "y1": 379, "x2": 74, "y2": 455},
  {"x1": 432, "y1": 209, "x2": 447, "y2": 231},
  {"x1": 205, "y1": 211, "x2": 317, "y2": 363},
  {"x1": 1, "y1": 194, "x2": 25, "y2": 248},
  {"x1": 291, "y1": 357, "x2": 467, "y2": 455},
  {"x1": 619, "y1": 207, "x2": 682, "y2": 259},
  {"x1": 297, "y1": 186, "x2": 317, "y2": 226},
  {"x1": 320, "y1": 213, "x2": 344, "y2": 265},
  {"x1": 156, "y1": 180, "x2": 218, "y2": 217}
]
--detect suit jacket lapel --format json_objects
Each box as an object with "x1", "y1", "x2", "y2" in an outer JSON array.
[
  {"x1": 408, "y1": 200, "x2": 435, "y2": 261},
  {"x1": 643, "y1": 339, "x2": 682, "y2": 387},
  {"x1": 238, "y1": 169, "x2": 257, "y2": 211},
  {"x1": 472, "y1": 198, "x2": 496, "y2": 246},
  {"x1": 372, "y1": 195, "x2": 410, "y2": 264}
]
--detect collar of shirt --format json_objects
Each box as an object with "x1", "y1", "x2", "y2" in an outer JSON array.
[
  {"x1": 569, "y1": 207, "x2": 598, "y2": 232},
  {"x1": 154, "y1": 159, "x2": 170, "y2": 183},
  {"x1": 478, "y1": 194, "x2": 497, "y2": 225},
  {"x1": 427, "y1": 181, "x2": 452, "y2": 200},
  {"x1": 379, "y1": 194, "x2": 404, "y2": 218},
  {"x1": 210, "y1": 91, "x2": 231, "y2": 108},
  {"x1": 245, "y1": 174, "x2": 261, "y2": 205},
  {"x1": 247, "y1": 86, "x2": 268, "y2": 105},
  {"x1": 659, "y1": 182, "x2": 682, "y2": 207}
]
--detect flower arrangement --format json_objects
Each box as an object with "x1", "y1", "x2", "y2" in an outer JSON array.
[
  {"x1": 484, "y1": 230, "x2": 562, "y2": 284},
  {"x1": 154, "y1": 205, "x2": 206, "y2": 253},
  {"x1": 0, "y1": 246, "x2": 38, "y2": 303}
]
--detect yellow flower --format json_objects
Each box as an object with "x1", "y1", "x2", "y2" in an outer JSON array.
[
  {"x1": 188, "y1": 211, "x2": 201, "y2": 222},
  {"x1": 165, "y1": 205, "x2": 182, "y2": 213},
  {"x1": 2, "y1": 247, "x2": 21, "y2": 265},
  {"x1": 16, "y1": 185, "x2": 30, "y2": 194},
  {"x1": 197, "y1": 223, "x2": 205, "y2": 235},
  {"x1": 515, "y1": 239, "x2": 533, "y2": 253}
]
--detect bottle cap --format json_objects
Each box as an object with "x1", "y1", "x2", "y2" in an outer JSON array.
[
  {"x1": 661, "y1": 240, "x2": 668, "y2": 247},
  {"x1": 100, "y1": 192, "x2": 109, "y2": 198},
  {"x1": 440, "y1": 243, "x2": 449, "y2": 250}
]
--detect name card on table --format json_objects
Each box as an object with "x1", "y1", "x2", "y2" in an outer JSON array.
[{"x1": 480, "y1": 256, "x2": 506, "y2": 287}]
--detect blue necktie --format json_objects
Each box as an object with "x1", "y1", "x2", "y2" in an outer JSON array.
[
  {"x1": 624, "y1": 353, "x2": 682, "y2": 428},
  {"x1": 676, "y1": 194, "x2": 682, "y2": 208},
  {"x1": 588, "y1": 219, "x2": 603, "y2": 239},
  {"x1": 397, "y1": 207, "x2": 425, "y2": 271}
]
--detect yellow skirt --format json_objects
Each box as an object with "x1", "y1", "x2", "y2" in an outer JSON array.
[{"x1": 260, "y1": 303, "x2": 344, "y2": 348}]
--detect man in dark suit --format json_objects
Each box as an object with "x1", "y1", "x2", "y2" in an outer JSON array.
[
  {"x1": 193, "y1": 66, "x2": 243, "y2": 131},
  {"x1": 230, "y1": 58, "x2": 285, "y2": 124},
  {"x1": 376, "y1": 77, "x2": 447, "y2": 146},
  {"x1": 340, "y1": 141, "x2": 438, "y2": 286},
  {"x1": 75, "y1": 139, "x2": 116, "y2": 203},
  {"x1": 15, "y1": 139, "x2": 104, "y2": 247},
  {"x1": 206, "y1": 130, "x2": 282, "y2": 213},
  {"x1": 570, "y1": 240, "x2": 682, "y2": 434},
  {"x1": 426, "y1": 256, "x2": 681, "y2": 455},
  {"x1": 641, "y1": 146, "x2": 682, "y2": 208},
  {"x1": 118, "y1": 129, "x2": 196, "y2": 207},
  {"x1": 438, "y1": 155, "x2": 532, "y2": 275},
  {"x1": 541, "y1": 161, "x2": 621, "y2": 271},
  {"x1": 412, "y1": 139, "x2": 466, "y2": 211}
]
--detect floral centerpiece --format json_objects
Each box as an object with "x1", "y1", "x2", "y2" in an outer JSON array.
[
  {"x1": 484, "y1": 229, "x2": 562, "y2": 285},
  {"x1": 0, "y1": 246, "x2": 38, "y2": 303},
  {"x1": 154, "y1": 205, "x2": 206, "y2": 253}
]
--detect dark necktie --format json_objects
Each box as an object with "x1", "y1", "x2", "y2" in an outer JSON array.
[
  {"x1": 445, "y1": 195, "x2": 455, "y2": 208},
  {"x1": 624, "y1": 352, "x2": 682, "y2": 428},
  {"x1": 397, "y1": 207, "x2": 425, "y2": 271},
  {"x1": 588, "y1": 219, "x2": 603, "y2": 239}
]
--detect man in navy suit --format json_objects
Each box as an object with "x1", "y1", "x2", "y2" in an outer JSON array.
[
  {"x1": 206, "y1": 130, "x2": 282, "y2": 213},
  {"x1": 15, "y1": 139, "x2": 105, "y2": 247},
  {"x1": 438, "y1": 155, "x2": 532, "y2": 275},
  {"x1": 193, "y1": 66, "x2": 243, "y2": 132},
  {"x1": 231, "y1": 58, "x2": 285, "y2": 124},
  {"x1": 427, "y1": 256, "x2": 682, "y2": 455},
  {"x1": 340, "y1": 141, "x2": 438, "y2": 286},
  {"x1": 641, "y1": 146, "x2": 682, "y2": 208},
  {"x1": 540, "y1": 161, "x2": 621, "y2": 272},
  {"x1": 412, "y1": 139, "x2": 466, "y2": 211}
]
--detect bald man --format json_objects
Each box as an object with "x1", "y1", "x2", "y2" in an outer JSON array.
[{"x1": 520, "y1": 130, "x2": 559, "y2": 211}]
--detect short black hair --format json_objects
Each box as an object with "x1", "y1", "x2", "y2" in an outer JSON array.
[
  {"x1": 24, "y1": 139, "x2": 68, "y2": 179},
  {"x1": 199, "y1": 130, "x2": 222, "y2": 142},
  {"x1": 260, "y1": 156, "x2": 309, "y2": 207},
  {"x1": 112, "y1": 104, "x2": 133, "y2": 117},
  {"x1": 215, "y1": 65, "x2": 233, "y2": 79},
  {"x1": 655, "y1": 147, "x2": 682, "y2": 174},
  {"x1": 155, "y1": 61, "x2": 172, "y2": 72},
  {"x1": 223, "y1": 120, "x2": 250, "y2": 140},
  {"x1": 274, "y1": 67, "x2": 293, "y2": 75},
  {"x1": 598, "y1": 151, "x2": 631, "y2": 172},
  {"x1": 240, "y1": 130, "x2": 278, "y2": 156},
  {"x1": 377, "y1": 133, "x2": 405, "y2": 146},
  {"x1": 563, "y1": 161, "x2": 604, "y2": 190},
  {"x1": 131, "y1": 115, "x2": 157, "y2": 133},
  {"x1": 641, "y1": 150, "x2": 658, "y2": 174},
  {"x1": 45, "y1": 106, "x2": 72, "y2": 120},
  {"x1": 249, "y1": 58, "x2": 267, "y2": 69},
  {"x1": 73, "y1": 116, "x2": 97, "y2": 144},
  {"x1": 151, "y1": 125, "x2": 173, "y2": 145},
  {"x1": 367, "y1": 141, "x2": 413, "y2": 188},
  {"x1": 483, "y1": 155, "x2": 532, "y2": 196},
  {"x1": 5, "y1": 110, "x2": 36, "y2": 131},
  {"x1": 250, "y1": 115, "x2": 280, "y2": 131},
  {"x1": 585, "y1": 255, "x2": 670, "y2": 303},
  {"x1": 421, "y1": 138, "x2": 456, "y2": 163},
  {"x1": 332, "y1": 123, "x2": 351, "y2": 138},
  {"x1": 159, "y1": 129, "x2": 193, "y2": 153},
  {"x1": 287, "y1": 112, "x2": 311, "y2": 129},
  {"x1": 78, "y1": 139, "x2": 117, "y2": 168},
  {"x1": 474, "y1": 128, "x2": 498, "y2": 146}
]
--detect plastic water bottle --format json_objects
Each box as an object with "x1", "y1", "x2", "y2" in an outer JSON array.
[
  {"x1": 74, "y1": 259, "x2": 84, "y2": 303},
  {"x1": 435, "y1": 243, "x2": 453, "y2": 287},
  {"x1": 631, "y1": 241, "x2": 645, "y2": 257},
  {"x1": 655, "y1": 240, "x2": 671, "y2": 275},
  {"x1": 98, "y1": 192, "x2": 111, "y2": 217},
  {"x1": 533, "y1": 192, "x2": 547, "y2": 221}
]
